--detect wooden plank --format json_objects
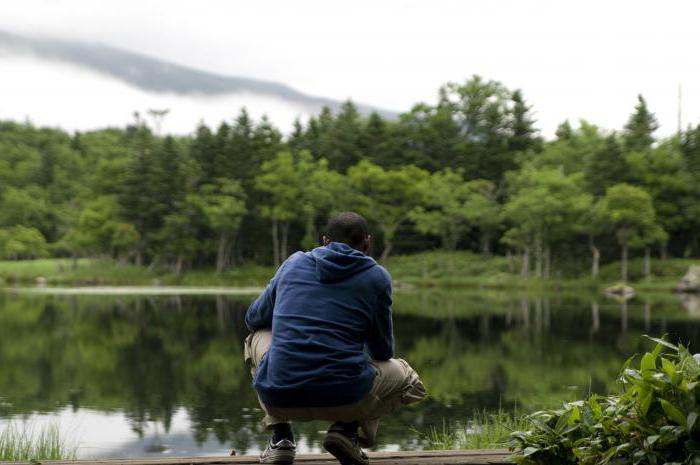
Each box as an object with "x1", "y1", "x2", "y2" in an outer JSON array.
[{"x1": 0, "y1": 449, "x2": 511, "y2": 465}]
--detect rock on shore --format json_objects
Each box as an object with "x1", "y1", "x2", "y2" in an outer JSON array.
[{"x1": 676, "y1": 265, "x2": 700, "y2": 293}]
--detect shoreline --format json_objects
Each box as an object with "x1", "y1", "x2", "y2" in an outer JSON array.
[
  {"x1": 0, "y1": 253, "x2": 696, "y2": 295},
  {"x1": 5, "y1": 285, "x2": 265, "y2": 296}
]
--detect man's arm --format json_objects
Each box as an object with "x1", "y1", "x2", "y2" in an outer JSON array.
[
  {"x1": 367, "y1": 284, "x2": 394, "y2": 361},
  {"x1": 245, "y1": 257, "x2": 292, "y2": 331}
]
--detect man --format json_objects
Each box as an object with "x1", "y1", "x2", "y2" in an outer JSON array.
[{"x1": 244, "y1": 211, "x2": 426, "y2": 465}]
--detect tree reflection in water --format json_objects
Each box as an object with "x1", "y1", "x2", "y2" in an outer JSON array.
[{"x1": 0, "y1": 290, "x2": 698, "y2": 455}]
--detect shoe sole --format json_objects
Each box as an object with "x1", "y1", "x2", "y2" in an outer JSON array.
[
  {"x1": 323, "y1": 432, "x2": 369, "y2": 465},
  {"x1": 260, "y1": 448, "x2": 296, "y2": 464}
]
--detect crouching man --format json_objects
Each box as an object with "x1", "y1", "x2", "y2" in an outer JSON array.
[{"x1": 244, "y1": 212, "x2": 426, "y2": 465}]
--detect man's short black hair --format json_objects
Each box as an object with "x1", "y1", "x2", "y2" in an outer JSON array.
[{"x1": 324, "y1": 212, "x2": 369, "y2": 250}]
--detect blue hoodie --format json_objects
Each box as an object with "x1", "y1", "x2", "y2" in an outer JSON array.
[{"x1": 245, "y1": 242, "x2": 394, "y2": 408}]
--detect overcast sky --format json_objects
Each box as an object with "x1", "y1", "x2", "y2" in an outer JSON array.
[{"x1": 1, "y1": 0, "x2": 699, "y2": 137}]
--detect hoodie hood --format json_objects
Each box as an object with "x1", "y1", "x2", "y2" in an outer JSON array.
[{"x1": 310, "y1": 242, "x2": 376, "y2": 284}]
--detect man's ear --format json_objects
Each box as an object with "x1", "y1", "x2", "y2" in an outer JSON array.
[
  {"x1": 364, "y1": 235, "x2": 372, "y2": 253},
  {"x1": 321, "y1": 235, "x2": 330, "y2": 246}
]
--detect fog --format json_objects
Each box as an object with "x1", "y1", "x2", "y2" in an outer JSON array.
[{"x1": 1, "y1": 55, "x2": 309, "y2": 134}]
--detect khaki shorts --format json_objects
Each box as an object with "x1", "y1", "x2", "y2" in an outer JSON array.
[{"x1": 244, "y1": 330, "x2": 426, "y2": 447}]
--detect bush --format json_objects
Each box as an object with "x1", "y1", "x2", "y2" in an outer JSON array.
[{"x1": 510, "y1": 337, "x2": 700, "y2": 465}]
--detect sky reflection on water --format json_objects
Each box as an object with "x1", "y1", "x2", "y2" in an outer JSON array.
[{"x1": 0, "y1": 290, "x2": 698, "y2": 457}]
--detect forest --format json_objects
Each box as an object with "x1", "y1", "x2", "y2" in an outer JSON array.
[{"x1": 2, "y1": 75, "x2": 700, "y2": 280}]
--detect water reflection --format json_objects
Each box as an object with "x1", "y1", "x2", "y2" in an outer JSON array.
[{"x1": 0, "y1": 290, "x2": 698, "y2": 457}]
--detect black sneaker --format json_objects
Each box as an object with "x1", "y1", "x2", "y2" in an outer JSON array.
[
  {"x1": 323, "y1": 425, "x2": 369, "y2": 465},
  {"x1": 260, "y1": 438, "x2": 296, "y2": 464}
]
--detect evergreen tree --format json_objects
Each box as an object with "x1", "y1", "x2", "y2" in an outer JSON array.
[
  {"x1": 359, "y1": 112, "x2": 389, "y2": 165},
  {"x1": 622, "y1": 95, "x2": 659, "y2": 153},
  {"x1": 584, "y1": 135, "x2": 629, "y2": 196},
  {"x1": 288, "y1": 117, "x2": 305, "y2": 154},
  {"x1": 191, "y1": 123, "x2": 216, "y2": 185},
  {"x1": 213, "y1": 121, "x2": 232, "y2": 177},
  {"x1": 509, "y1": 89, "x2": 539, "y2": 152},
  {"x1": 391, "y1": 104, "x2": 461, "y2": 171},
  {"x1": 326, "y1": 101, "x2": 364, "y2": 172},
  {"x1": 555, "y1": 120, "x2": 574, "y2": 140},
  {"x1": 682, "y1": 124, "x2": 700, "y2": 178},
  {"x1": 226, "y1": 109, "x2": 255, "y2": 182},
  {"x1": 251, "y1": 115, "x2": 283, "y2": 170}
]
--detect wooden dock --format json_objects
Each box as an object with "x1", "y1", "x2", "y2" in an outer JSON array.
[{"x1": 1, "y1": 450, "x2": 511, "y2": 465}]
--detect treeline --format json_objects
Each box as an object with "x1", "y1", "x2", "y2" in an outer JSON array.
[{"x1": 1, "y1": 75, "x2": 700, "y2": 279}]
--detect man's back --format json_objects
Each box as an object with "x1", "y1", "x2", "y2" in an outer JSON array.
[{"x1": 245, "y1": 242, "x2": 393, "y2": 409}]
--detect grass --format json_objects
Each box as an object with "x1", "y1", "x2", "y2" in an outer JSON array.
[
  {"x1": 0, "y1": 250, "x2": 696, "y2": 292},
  {"x1": 386, "y1": 250, "x2": 699, "y2": 293},
  {"x1": 0, "y1": 257, "x2": 274, "y2": 287},
  {"x1": 0, "y1": 423, "x2": 77, "y2": 461},
  {"x1": 422, "y1": 410, "x2": 528, "y2": 450}
]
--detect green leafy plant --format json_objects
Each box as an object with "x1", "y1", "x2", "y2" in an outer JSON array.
[{"x1": 509, "y1": 336, "x2": 700, "y2": 465}]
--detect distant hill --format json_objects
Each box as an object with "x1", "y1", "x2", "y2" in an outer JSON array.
[{"x1": 0, "y1": 30, "x2": 396, "y2": 119}]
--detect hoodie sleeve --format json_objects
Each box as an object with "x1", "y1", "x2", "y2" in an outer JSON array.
[
  {"x1": 245, "y1": 256, "x2": 292, "y2": 331},
  {"x1": 367, "y1": 283, "x2": 394, "y2": 361}
]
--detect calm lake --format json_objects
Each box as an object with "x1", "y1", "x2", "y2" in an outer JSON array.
[{"x1": 0, "y1": 289, "x2": 698, "y2": 458}]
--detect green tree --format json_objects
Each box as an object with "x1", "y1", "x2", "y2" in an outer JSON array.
[
  {"x1": 622, "y1": 95, "x2": 659, "y2": 153},
  {"x1": 626, "y1": 140, "x2": 695, "y2": 258},
  {"x1": 255, "y1": 151, "x2": 337, "y2": 265},
  {"x1": 503, "y1": 167, "x2": 592, "y2": 277},
  {"x1": 410, "y1": 171, "x2": 500, "y2": 256},
  {"x1": 118, "y1": 125, "x2": 160, "y2": 264},
  {"x1": 585, "y1": 135, "x2": 629, "y2": 196},
  {"x1": 0, "y1": 187, "x2": 54, "y2": 238},
  {"x1": 348, "y1": 161, "x2": 429, "y2": 260},
  {"x1": 359, "y1": 112, "x2": 390, "y2": 166},
  {"x1": 190, "y1": 123, "x2": 217, "y2": 185},
  {"x1": 463, "y1": 179, "x2": 502, "y2": 255},
  {"x1": 199, "y1": 180, "x2": 247, "y2": 273},
  {"x1": 297, "y1": 159, "x2": 349, "y2": 251},
  {"x1": 682, "y1": 123, "x2": 700, "y2": 178},
  {"x1": 597, "y1": 184, "x2": 666, "y2": 282},
  {"x1": 581, "y1": 200, "x2": 610, "y2": 279},
  {"x1": 555, "y1": 120, "x2": 574, "y2": 140},
  {"x1": 438, "y1": 75, "x2": 535, "y2": 180},
  {"x1": 326, "y1": 101, "x2": 364, "y2": 172},
  {"x1": 410, "y1": 169, "x2": 472, "y2": 253},
  {"x1": 390, "y1": 104, "x2": 462, "y2": 171},
  {"x1": 67, "y1": 195, "x2": 138, "y2": 259},
  {"x1": 528, "y1": 121, "x2": 606, "y2": 176},
  {"x1": 508, "y1": 89, "x2": 540, "y2": 152},
  {"x1": 0, "y1": 225, "x2": 48, "y2": 259},
  {"x1": 158, "y1": 196, "x2": 204, "y2": 275}
]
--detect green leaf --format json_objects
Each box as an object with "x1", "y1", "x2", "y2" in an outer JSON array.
[
  {"x1": 660, "y1": 399, "x2": 687, "y2": 426},
  {"x1": 638, "y1": 391, "x2": 653, "y2": 417},
  {"x1": 640, "y1": 352, "x2": 656, "y2": 373},
  {"x1": 643, "y1": 335, "x2": 678, "y2": 352},
  {"x1": 688, "y1": 412, "x2": 698, "y2": 431},
  {"x1": 569, "y1": 406, "x2": 581, "y2": 424},
  {"x1": 661, "y1": 357, "x2": 676, "y2": 378}
]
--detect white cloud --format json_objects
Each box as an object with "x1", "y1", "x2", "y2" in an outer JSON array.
[{"x1": 1, "y1": 0, "x2": 699, "y2": 136}]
